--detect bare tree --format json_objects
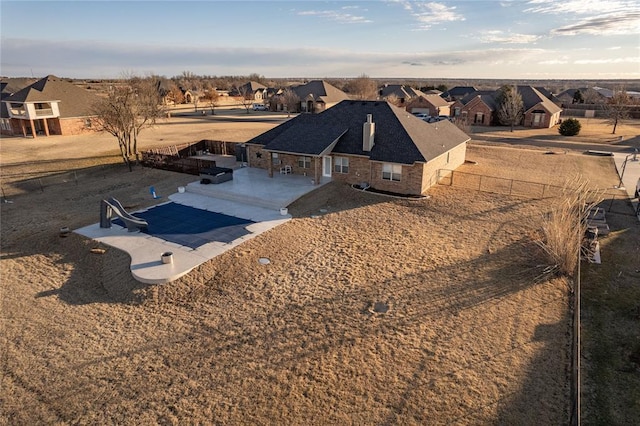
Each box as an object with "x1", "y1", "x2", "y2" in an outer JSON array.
[
  {"x1": 166, "y1": 84, "x2": 184, "y2": 105},
  {"x1": 496, "y1": 85, "x2": 524, "y2": 132},
  {"x1": 281, "y1": 88, "x2": 300, "y2": 117},
  {"x1": 604, "y1": 88, "x2": 630, "y2": 134},
  {"x1": 201, "y1": 88, "x2": 220, "y2": 115},
  {"x1": 92, "y1": 75, "x2": 165, "y2": 171},
  {"x1": 236, "y1": 84, "x2": 254, "y2": 114},
  {"x1": 347, "y1": 73, "x2": 378, "y2": 100}
]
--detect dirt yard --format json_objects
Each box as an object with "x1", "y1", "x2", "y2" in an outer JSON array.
[{"x1": 1, "y1": 118, "x2": 639, "y2": 424}]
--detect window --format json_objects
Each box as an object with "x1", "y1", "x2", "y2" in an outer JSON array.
[
  {"x1": 272, "y1": 152, "x2": 280, "y2": 165},
  {"x1": 474, "y1": 112, "x2": 484, "y2": 124},
  {"x1": 382, "y1": 163, "x2": 402, "y2": 181},
  {"x1": 334, "y1": 157, "x2": 349, "y2": 174},
  {"x1": 298, "y1": 156, "x2": 311, "y2": 168},
  {"x1": 454, "y1": 107, "x2": 461, "y2": 116}
]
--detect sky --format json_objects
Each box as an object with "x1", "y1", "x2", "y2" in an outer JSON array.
[{"x1": 1, "y1": 0, "x2": 639, "y2": 80}]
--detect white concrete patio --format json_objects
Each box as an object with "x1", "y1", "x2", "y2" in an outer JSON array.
[{"x1": 74, "y1": 167, "x2": 329, "y2": 284}]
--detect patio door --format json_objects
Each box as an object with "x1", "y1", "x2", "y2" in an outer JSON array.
[{"x1": 322, "y1": 156, "x2": 332, "y2": 177}]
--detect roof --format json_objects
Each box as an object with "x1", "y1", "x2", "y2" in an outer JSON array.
[
  {"x1": 441, "y1": 86, "x2": 478, "y2": 100},
  {"x1": 1, "y1": 78, "x2": 37, "y2": 95},
  {"x1": 291, "y1": 80, "x2": 350, "y2": 104},
  {"x1": 415, "y1": 93, "x2": 450, "y2": 108},
  {"x1": 248, "y1": 100, "x2": 470, "y2": 165},
  {"x1": 4, "y1": 75, "x2": 100, "y2": 118},
  {"x1": 516, "y1": 86, "x2": 562, "y2": 114},
  {"x1": 379, "y1": 84, "x2": 426, "y2": 100},
  {"x1": 461, "y1": 91, "x2": 498, "y2": 110}
]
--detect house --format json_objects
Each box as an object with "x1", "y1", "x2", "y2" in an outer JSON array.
[
  {"x1": 233, "y1": 81, "x2": 267, "y2": 101},
  {"x1": 291, "y1": 80, "x2": 350, "y2": 113},
  {"x1": 455, "y1": 86, "x2": 562, "y2": 128},
  {"x1": 378, "y1": 84, "x2": 426, "y2": 105},
  {"x1": 245, "y1": 100, "x2": 470, "y2": 196},
  {"x1": 459, "y1": 91, "x2": 498, "y2": 126},
  {"x1": 441, "y1": 86, "x2": 478, "y2": 101},
  {"x1": 1, "y1": 75, "x2": 100, "y2": 137},
  {"x1": 406, "y1": 94, "x2": 452, "y2": 117},
  {"x1": 517, "y1": 86, "x2": 562, "y2": 128}
]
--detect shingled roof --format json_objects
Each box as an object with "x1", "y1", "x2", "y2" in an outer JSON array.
[
  {"x1": 291, "y1": 80, "x2": 350, "y2": 104},
  {"x1": 248, "y1": 100, "x2": 470, "y2": 165},
  {"x1": 4, "y1": 75, "x2": 100, "y2": 118},
  {"x1": 516, "y1": 86, "x2": 562, "y2": 114}
]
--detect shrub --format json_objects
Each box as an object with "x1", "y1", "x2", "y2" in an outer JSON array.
[{"x1": 559, "y1": 118, "x2": 581, "y2": 136}]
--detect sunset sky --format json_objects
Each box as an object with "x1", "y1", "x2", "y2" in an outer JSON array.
[{"x1": 1, "y1": 0, "x2": 639, "y2": 79}]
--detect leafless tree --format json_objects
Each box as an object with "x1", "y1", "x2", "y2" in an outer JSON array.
[
  {"x1": 385, "y1": 93, "x2": 401, "y2": 107},
  {"x1": 347, "y1": 73, "x2": 378, "y2": 100},
  {"x1": 236, "y1": 85, "x2": 254, "y2": 114},
  {"x1": 496, "y1": 85, "x2": 524, "y2": 132},
  {"x1": 604, "y1": 88, "x2": 631, "y2": 134},
  {"x1": 92, "y1": 75, "x2": 165, "y2": 171},
  {"x1": 281, "y1": 88, "x2": 300, "y2": 117},
  {"x1": 582, "y1": 88, "x2": 602, "y2": 104},
  {"x1": 166, "y1": 84, "x2": 184, "y2": 105},
  {"x1": 201, "y1": 88, "x2": 220, "y2": 115}
]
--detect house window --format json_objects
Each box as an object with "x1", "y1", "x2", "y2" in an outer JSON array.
[
  {"x1": 334, "y1": 157, "x2": 349, "y2": 174},
  {"x1": 474, "y1": 112, "x2": 484, "y2": 124},
  {"x1": 298, "y1": 156, "x2": 311, "y2": 168},
  {"x1": 272, "y1": 153, "x2": 281, "y2": 165},
  {"x1": 454, "y1": 107, "x2": 461, "y2": 116},
  {"x1": 382, "y1": 163, "x2": 402, "y2": 181}
]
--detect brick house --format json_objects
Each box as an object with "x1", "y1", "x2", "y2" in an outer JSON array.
[
  {"x1": 246, "y1": 100, "x2": 470, "y2": 196},
  {"x1": 292, "y1": 80, "x2": 350, "y2": 113},
  {"x1": 1, "y1": 75, "x2": 100, "y2": 137},
  {"x1": 460, "y1": 92, "x2": 498, "y2": 126},
  {"x1": 406, "y1": 94, "x2": 452, "y2": 117},
  {"x1": 517, "y1": 86, "x2": 562, "y2": 128}
]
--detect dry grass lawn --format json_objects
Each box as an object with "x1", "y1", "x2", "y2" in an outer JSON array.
[{"x1": 0, "y1": 117, "x2": 637, "y2": 424}]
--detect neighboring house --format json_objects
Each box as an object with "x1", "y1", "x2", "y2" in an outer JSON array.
[
  {"x1": 406, "y1": 94, "x2": 452, "y2": 117},
  {"x1": 517, "y1": 86, "x2": 562, "y2": 128},
  {"x1": 441, "y1": 86, "x2": 478, "y2": 101},
  {"x1": 233, "y1": 81, "x2": 267, "y2": 101},
  {"x1": 378, "y1": 84, "x2": 426, "y2": 105},
  {"x1": 291, "y1": 80, "x2": 350, "y2": 113},
  {"x1": 1, "y1": 75, "x2": 100, "y2": 137},
  {"x1": 245, "y1": 100, "x2": 470, "y2": 196},
  {"x1": 459, "y1": 91, "x2": 498, "y2": 126},
  {"x1": 455, "y1": 86, "x2": 562, "y2": 128}
]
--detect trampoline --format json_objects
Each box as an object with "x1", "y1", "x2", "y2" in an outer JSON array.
[{"x1": 113, "y1": 202, "x2": 255, "y2": 249}]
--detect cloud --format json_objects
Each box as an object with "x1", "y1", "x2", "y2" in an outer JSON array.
[
  {"x1": 476, "y1": 30, "x2": 541, "y2": 44},
  {"x1": 574, "y1": 57, "x2": 640, "y2": 64},
  {"x1": 394, "y1": 1, "x2": 465, "y2": 29},
  {"x1": 538, "y1": 59, "x2": 569, "y2": 65},
  {"x1": 551, "y1": 12, "x2": 640, "y2": 35},
  {"x1": 297, "y1": 9, "x2": 372, "y2": 24},
  {"x1": 524, "y1": 0, "x2": 636, "y2": 15}
]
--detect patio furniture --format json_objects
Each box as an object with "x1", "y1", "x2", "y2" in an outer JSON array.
[
  {"x1": 199, "y1": 166, "x2": 233, "y2": 184},
  {"x1": 280, "y1": 165, "x2": 292, "y2": 174}
]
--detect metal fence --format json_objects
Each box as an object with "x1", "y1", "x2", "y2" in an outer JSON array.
[{"x1": 436, "y1": 168, "x2": 633, "y2": 215}]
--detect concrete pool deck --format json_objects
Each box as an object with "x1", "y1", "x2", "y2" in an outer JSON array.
[{"x1": 75, "y1": 168, "x2": 329, "y2": 284}]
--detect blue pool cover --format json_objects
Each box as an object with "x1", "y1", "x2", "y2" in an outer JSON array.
[{"x1": 113, "y1": 202, "x2": 255, "y2": 249}]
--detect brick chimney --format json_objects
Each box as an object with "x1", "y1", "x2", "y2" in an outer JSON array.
[{"x1": 363, "y1": 114, "x2": 375, "y2": 151}]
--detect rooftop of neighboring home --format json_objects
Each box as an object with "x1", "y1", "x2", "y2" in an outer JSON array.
[
  {"x1": 3, "y1": 75, "x2": 100, "y2": 118},
  {"x1": 290, "y1": 80, "x2": 350, "y2": 104},
  {"x1": 460, "y1": 90, "x2": 499, "y2": 110},
  {"x1": 441, "y1": 86, "x2": 478, "y2": 100},
  {"x1": 379, "y1": 84, "x2": 426, "y2": 100},
  {"x1": 516, "y1": 85, "x2": 562, "y2": 113},
  {"x1": 248, "y1": 100, "x2": 469, "y2": 165}
]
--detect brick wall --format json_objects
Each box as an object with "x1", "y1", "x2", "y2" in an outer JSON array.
[
  {"x1": 462, "y1": 98, "x2": 493, "y2": 125},
  {"x1": 523, "y1": 108, "x2": 561, "y2": 128},
  {"x1": 246, "y1": 145, "x2": 270, "y2": 169},
  {"x1": 330, "y1": 155, "x2": 370, "y2": 185}
]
